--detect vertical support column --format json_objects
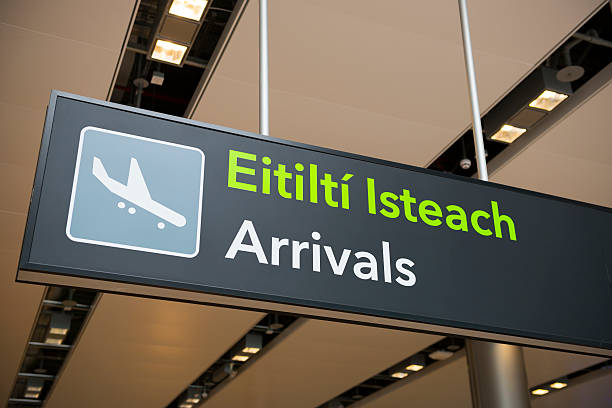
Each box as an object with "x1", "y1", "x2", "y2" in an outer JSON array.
[
  {"x1": 457, "y1": 1, "x2": 530, "y2": 407},
  {"x1": 259, "y1": 0, "x2": 270, "y2": 136},
  {"x1": 466, "y1": 341, "x2": 530, "y2": 408}
]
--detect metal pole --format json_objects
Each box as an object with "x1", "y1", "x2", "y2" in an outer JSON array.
[
  {"x1": 457, "y1": 1, "x2": 530, "y2": 407},
  {"x1": 466, "y1": 341, "x2": 531, "y2": 408},
  {"x1": 458, "y1": 0, "x2": 487, "y2": 181},
  {"x1": 259, "y1": 0, "x2": 270, "y2": 136}
]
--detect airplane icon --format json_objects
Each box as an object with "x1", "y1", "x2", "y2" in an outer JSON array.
[{"x1": 92, "y1": 156, "x2": 186, "y2": 228}]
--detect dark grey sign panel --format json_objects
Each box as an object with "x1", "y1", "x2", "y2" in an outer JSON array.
[{"x1": 19, "y1": 92, "x2": 612, "y2": 353}]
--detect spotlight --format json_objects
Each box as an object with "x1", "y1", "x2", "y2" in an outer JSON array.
[
  {"x1": 168, "y1": 0, "x2": 208, "y2": 21},
  {"x1": 483, "y1": 67, "x2": 572, "y2": 144},
  {"x1": 24, "y1": 378, "x2": 44, "y2": 399},
  {"x1": 184, "y1": 385, "x2": 203, "y2": 404},
  {"x1": 405, "y1": 354, "x2": 426, "y2": 372},
  {"x1": 550, "y1": 379, "x2": 568, "y2": 389},
  {"x1": 45, "y1": 312, "x2": 71, "y2": 345},
  {"x1": 490, "y1": 125, "x2": 526, "y2": 144},
  {"x1": 390, "y1": 371, "x2": 408, "y2": 379},
  {"x1": 428, "y1": 350, "x2": 454, "y2": 360},
  {"x1": 151, "y1": 71, "x2": 165, "y2": 86},
  {"x1": 529, "y1": 90, "x2": 568, "y2": 111},
  {"x1": 231, "y1": 333, "x2": 262, "y2": 362},
  {"x1": 151, "y1": 40, "x2": 188, "y2": 65},
  {"x1": 531, "y1": 388, "x2": 549, "y2": 396}
]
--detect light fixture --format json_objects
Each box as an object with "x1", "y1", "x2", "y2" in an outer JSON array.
[
  {"x1": 406, "y1": 364, "x2": 424, "y2": 372},
  {"x1": 178, "y1": 404, "x2": 192, "y2": 408},
  {"x1": 169, "y1": 0, "x2": 208, "y2": 21},
  {"x1": 183, "y1": 385, "x2": 203, "y2": 404},
  {"x1": 483, "y1": 67, "x2": 572, "y2": 144},
  {"x1": 531, "y1": 388, "x2": 549, "y2": 396},
  {"x1": 26, "y1": 379, "x2": 44, "y2": 393},
  {"x1": 231, "y1": 333, "x2": 263, "y2": 362},
  {"x1": 147, "y1": 0, "x2": 208, "y2": 67},
  {"x1": 44, "y1": 336, "x2": 63, "y2": 345},
  {"x1": 550, "y1": 381, "x2": 568, "y2": 389},
  {"x1": 490, "y1": 125, "x2": 527, "y2": 144},
  {"x1": 528, "y1": 90, "x2": 569, "y2": 111},
  {"x1": 46, "y1": 312, "x2": 71, "y2": 344},
  {"x1": 405, "y1": 354, "x2": 426, "y2": 372},
  {"x1": 24, "y1": 378, "x2": 44, "y2": 399},
  {"x1": 390, "y1": 371, "x2": 408, "y2": 379},
  {"x1": 151, "y1": 40, "x2": 188, "y2": 65},
  {"x1": 150, "y1": 71, "x2": 165, "y2": 86},
  {"x1": 428, "y1": 350, "x2": 454, "y2": 360}
]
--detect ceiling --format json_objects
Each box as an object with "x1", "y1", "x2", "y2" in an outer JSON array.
[
  {"x1": 202, "y1": 319, "x2": 440, "y2": 408},
  {"x1": 0, "y1": 0, "x2": 137, "y2": 402},
  {"x1": 190, "y1": 0, "x2": 604, "y2": 167},
  {"x1": 0, "y1": 0, "x2": 610, "y2": 407},
  {"x1": 44, "y1": 295, "x2": 263, "y2": 408},
  {"x1": 490, "y1": 80, "x2": 612, "y2": 207}
]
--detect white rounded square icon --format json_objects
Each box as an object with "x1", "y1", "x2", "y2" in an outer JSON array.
[{"x1": 66, "y1": 127, "x2": 205, "y2": 258}]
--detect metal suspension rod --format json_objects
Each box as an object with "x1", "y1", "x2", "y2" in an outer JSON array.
[
  {"x1": 259, "y1": 0, "x2": 270, "y2": 136},
  {"x1": 458, "y1": 2, "x2": 530, "y2": 407},
  {"x1": 458, "y1": 0, "x2": 488, "y2": 181}
]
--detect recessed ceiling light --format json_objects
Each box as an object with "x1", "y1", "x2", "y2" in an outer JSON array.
[
  {"x1": 242, "y1": 347, "x2": 260, "y2": 354},
  {"x1": 232, "y1": 355, "x2": 249, "y2": 362},
  {"x1": 150, "y1": 71, "x2": 165, "y2": 86},
  {"x1": 391, "y1": 372, "x2": 408, "y2": 379},
  {"x1": 24, "y1": 392, "x2": 40, "y2": 399},
  {"x1": 531, "y1": 388, "x2": 549, "y2": 396},
  {"x1": 490, "y1": 124, "x2": 527, "y2": 144},
  {"x1": 169, "y1": 0, "x2": 208, "y2": 21},
  {"x1": 405, "y1": 364, "x2": 424, "y2": 372},
  {"x1": 151, "y1": 40, "x2": 188, "y2": 65},
  {"x1": 428, "y1": 350, "x2": 454, "y2": 360},
  {"x1": 528, "y1": 90, "x2": 568, "y2": 111},
  {"x1": 550, "y1": 381, "x2": 567, "y2": 389},
  {"x1": 44, "y1": 336, "x2": 63, "y2": 345},
  {"x1": 26, "y1": 380, "x2": 44, "y2": 393}
]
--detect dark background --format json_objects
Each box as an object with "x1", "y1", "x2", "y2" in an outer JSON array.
[{"x1": 20, "y1": 94, "x2": 612, "y2": 350}]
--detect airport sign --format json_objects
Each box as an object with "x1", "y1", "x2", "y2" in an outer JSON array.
[{"x1": 18, "y1": 91, "x2": 612, "y2": 356}]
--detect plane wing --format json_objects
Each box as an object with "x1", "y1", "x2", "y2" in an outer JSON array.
[{"x1": 92, "y1": 156, "x2": 186, "y2": 227}]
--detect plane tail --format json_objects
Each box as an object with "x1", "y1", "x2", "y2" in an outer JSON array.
[
  {"x1": 127, "y1": 158, "x2": 151, "y2": 201},
  {"x1": 92, "y1": 156, "x2": 108, "y2": 181}
]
